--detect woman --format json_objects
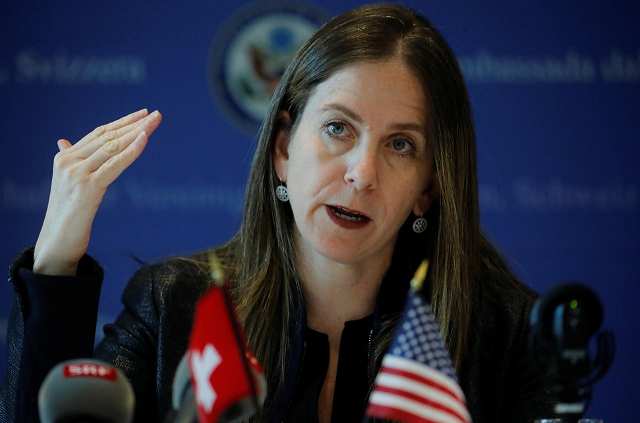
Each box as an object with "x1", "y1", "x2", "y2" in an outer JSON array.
[{"x1": 1, "y1": 3, "x2": 556, "y2": 422}]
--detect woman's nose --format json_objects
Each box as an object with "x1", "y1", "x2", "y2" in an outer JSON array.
[{"x1": 344, "y1": 143, "x2": 378, "y2": 190}]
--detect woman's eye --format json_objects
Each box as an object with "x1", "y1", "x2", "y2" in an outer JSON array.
[
  {"x1": 328, "y1": 122, "x2": 346, "y2": 136},
  {"x1": 392, "y1": 138, "x2": 411, "y2": 152}
]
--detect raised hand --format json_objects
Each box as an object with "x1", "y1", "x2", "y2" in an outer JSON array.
[{"x1": 33, "y1": 109, "x2": 162, "y2": 276}]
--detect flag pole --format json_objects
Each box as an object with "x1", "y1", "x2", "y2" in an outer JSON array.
[
  {"x1": 207, "y1": 251, "x2": 261, "y2": 413},
  {"x1": 410, "y1": 260, "x2": 429, "y2": 292}
]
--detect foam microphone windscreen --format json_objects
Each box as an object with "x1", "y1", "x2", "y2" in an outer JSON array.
[
  {"x1": 165, "y1": 352, "x2": 198, "y2": 423},
  {"x1": 172, "y1": 353, "x2": 192, "y2": 411},
  {"x1": 38, "y1": 359, "x2": 135, "y2": 423},
  {"x1": 188, "y1": 284, "x2": 266, "y2": 423}
]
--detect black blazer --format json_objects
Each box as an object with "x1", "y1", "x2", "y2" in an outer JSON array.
[{"x1": 0, "y1": 247, "x2": 557, "y2": 422}]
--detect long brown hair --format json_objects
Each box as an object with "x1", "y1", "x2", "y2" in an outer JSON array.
[{"x1": 210, "y1": 3, "x2": 517, "y2": 419}]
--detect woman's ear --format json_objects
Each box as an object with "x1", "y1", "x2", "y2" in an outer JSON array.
[
  {"x1": 413, "y1": 169, "x2": 440, "y2": 216},
  {"x1": 273, "y1": 110, "x2": 292, "y2": 181}
]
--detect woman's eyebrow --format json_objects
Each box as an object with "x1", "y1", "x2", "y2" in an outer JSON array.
[
  {"x1": 388, "y1": 122, "x2": 426, "y2": 138},
  {"x1": 316, "y1": 103, "x2": 363, "y2": 123},
  {"x1": 316, "y1": 102, "x2": 427, "y2": 138}
]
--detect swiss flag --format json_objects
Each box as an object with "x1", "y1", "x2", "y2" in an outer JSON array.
[{"x1": 188, "y1": 284, "x2": 265, "y2": 423}]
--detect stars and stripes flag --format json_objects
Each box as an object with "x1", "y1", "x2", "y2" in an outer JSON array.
[{"x1": 366, "y1": 261, "x2": 472, "y2": 423}]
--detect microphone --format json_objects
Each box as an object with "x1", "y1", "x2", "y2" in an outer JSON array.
[
  {"x1": 529, "y1": 282, "x2": 615, "y2": 422},
  {"x1": 38, "y1": 359, "x2": 135, "y2": 423},
  {"x1": 163, "y1": 353, "x2": 198, "y2": 423}
]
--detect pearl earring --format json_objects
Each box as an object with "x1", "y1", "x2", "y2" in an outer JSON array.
[
  {"x1": 276, "y1": 178, "x2": 289, "y2": 202},
  {"x1": 412, "y1": 214, "x2": 427, "y2": 233}
]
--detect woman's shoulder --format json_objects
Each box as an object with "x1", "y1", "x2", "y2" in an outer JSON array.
[
  {"x1": 487, "y1": 272, "x2": 537, "y2": 307},
  {"x1": 462, "y1": 263, "x2": 550, "y2": 415},
  {"x1": 131, "y1": 250, "x2": 212, "y2": 285},
  {"x1": 474, "y1": 238, "x2": 539, "y2": 327},
  {"x1": 476, "y1": 270, "x2": 538, "y2": 334},
  {"x1": 465, "y1": 258, "x2": 558, "y2": 418},
  {"x1": 465, "y1": 267, "x2": 541, "y2": 394},
  {"x1": 467, "y1": 248, "x2": 541, "y2": 363},
  {"x1": 121, "y1": 250, "x2": 218, "y2": 315}
]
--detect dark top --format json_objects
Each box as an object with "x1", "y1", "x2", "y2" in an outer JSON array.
[
  {"x1": 286, "y1": 318, "x2": 374, "y2": 422},
  {"x1": 0, "y1": 247, "x2": 557, "y2": 422}
]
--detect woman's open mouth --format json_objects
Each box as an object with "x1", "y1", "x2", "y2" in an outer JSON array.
[{"x1": 325, "y1": 205, "x2": 371, "y2": 229}]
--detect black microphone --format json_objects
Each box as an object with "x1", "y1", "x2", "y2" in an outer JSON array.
[
  {"x1": 529, "y1": 282, "x2": 615, "y2": 423},
  {"x1": 38, "y1": 359, "x2": 135, "y2": 423}
]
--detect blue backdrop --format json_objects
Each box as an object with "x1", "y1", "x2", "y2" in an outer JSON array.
[{"x1": 1, "y1": 1, "x2": 638, "y2": 421}]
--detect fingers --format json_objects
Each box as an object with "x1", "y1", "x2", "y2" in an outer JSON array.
[
  {"x1": 76, "y1": 110, "x2": 160, "y2": 159},
  {"x1": 70, "y1": 108, "x2": 149, "y2": 152},
  {"x1": 91, "y1": 130, "x2": 148, "y2": 188},
  {"x1": 57, "y1": 139, "x2": 72, "y2": 151},
  {"x1": 104, "y1": 108, "x2": 149, "y2": 132},
  {"x1": 82, "y1": 110, "x2": 161, "y2": 173}
]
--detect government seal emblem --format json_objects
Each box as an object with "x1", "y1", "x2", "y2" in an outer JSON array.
[{"x1": 208, "y1": 1, "x2": 328, "y2": 137}]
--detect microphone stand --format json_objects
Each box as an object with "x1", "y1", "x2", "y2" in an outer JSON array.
[{"x1": 555, "y1": 388, "x2": 589, "y2": 423}]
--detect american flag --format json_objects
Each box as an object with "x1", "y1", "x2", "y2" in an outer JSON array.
[{"x1": 366, "y1": 262, "x2": 472, "y2": 423}]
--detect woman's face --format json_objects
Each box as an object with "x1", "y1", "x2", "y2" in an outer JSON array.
[{"x1": 274, "y1": 60, "x2": 439, "y2": 265}]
